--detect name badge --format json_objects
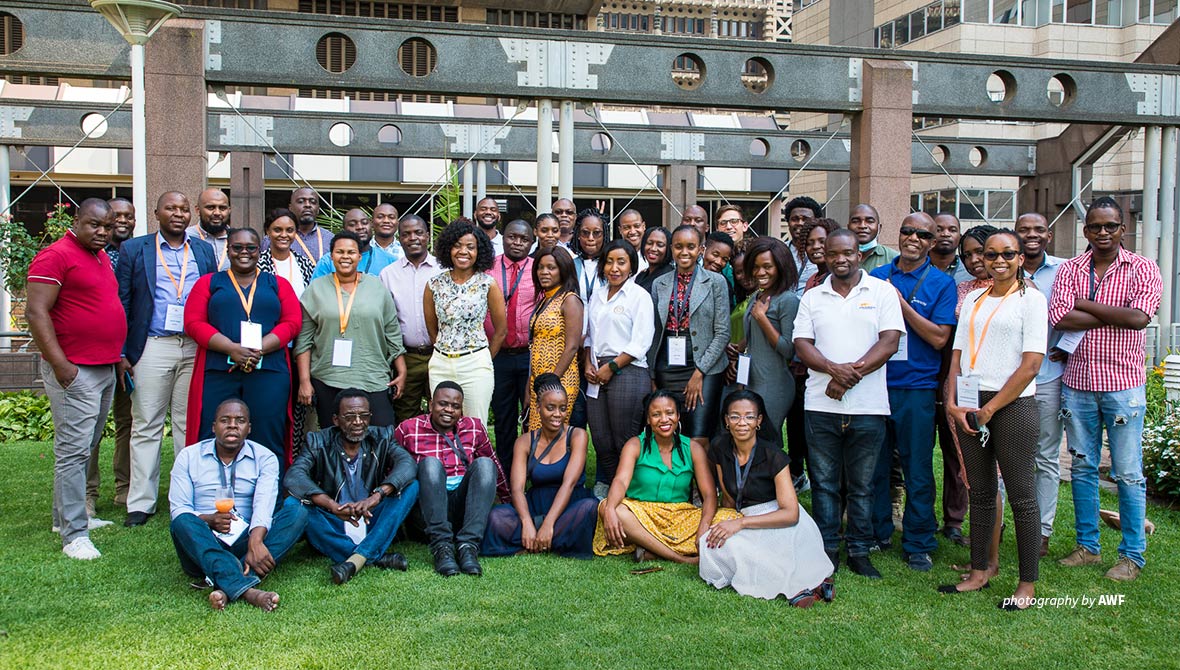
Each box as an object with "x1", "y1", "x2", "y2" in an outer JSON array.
[
  {"x1": 736, "y1": 354, "x2": 751, "y2": 386},
  {"x1": 668, "y1": 336, "x2": 688, "y2": 367},
  {"x1": 956, "y1": 376, "x2": 981, "y2": 410},
  {"x1": 164, "y1": 303, "x2": 185, "y2": 332},
  {"x1": 344, "y1": 517, "x2": 367, "y2": 544},
  {"x1": 240, "y1": 321, "x2": 262, "y2": 350},
  {"x1": 1055, "y1": 330, "x2": 1084, "y2": 354},
  {"x1": 890, "y1": 332, "x2": 909, "y2": 362},
  {"x1": 586, "y1": 382, "x2": 601, "y2": 399},
  {"x1": 332, "y1": 339, "x2": 353, "y2": 367}
]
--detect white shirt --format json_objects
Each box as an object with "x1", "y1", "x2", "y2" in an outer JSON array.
[
  {"x1": 954, "y1": 286, "x2": 1048, "y2": 397},
  {"x1": 487, "y1": 232, "x2": 504, "y2": 257},
  {"x1": 271, "y1": 254, "x2": 306, "y2": 299},
  {"x1": 587, "y1": 279, "x2": 656, "y2": 368},
  {"x1": 792, "y1": 271, "x2": 906, "y2": 416}
]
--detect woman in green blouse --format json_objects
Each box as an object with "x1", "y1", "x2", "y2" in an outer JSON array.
[{"x1": 593, "y1": 390, "x2": 740, "y2": 563}]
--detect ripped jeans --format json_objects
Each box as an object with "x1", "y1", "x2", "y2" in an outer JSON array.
[{"x1": 1061, "y1": 384, "x2": 1147, "y2": 567}]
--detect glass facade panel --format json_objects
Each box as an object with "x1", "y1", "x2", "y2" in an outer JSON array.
[
  {"x1": 959, "y1": 189, "x2": 986, "y2": 220},
  {"x1": 993, "y1": 0, "x2": 1020, "y2": 22}
]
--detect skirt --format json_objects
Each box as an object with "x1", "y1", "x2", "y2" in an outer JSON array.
[
  {"x1": 593, "y1": 499, "x2": 742, "y2": 556},
  {"x1": 698, "y1": 500, "x2": 835, "y2": 601}
]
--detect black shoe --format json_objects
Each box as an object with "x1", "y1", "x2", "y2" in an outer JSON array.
[
  {"x1": 371, "y1": 552, "x2": 408, "y2": 571},
  {"x1": 905, "y1": 552, "x2": 934, "y2": 572},
  {"x1": 937, "y1": 581, "x2": 989, "y2": 594},
  {"x1": 431, "y1": 543, "x2": 460, "y2": 577},
  {"x1": 124, "y1": 511, "x2": 151, "y2": 527},
  {"x1": 456, "y1": 542, "x2": 482, "y2": 576},
  {"x1": 847, "y1": 555, "x2": 882, "y2": 579},
  {"x1": 330, "y1": 560, "x2": 357, "y2": 585},
  {"x1": 825, "y1": 549, "x2": 840, "y2": 574},
  {"x1": 941, "y1": 526, "x2": 968, "y2": 547},
  {"x1": 870, "y1": 539, "x2": 892, "y2": 553}
]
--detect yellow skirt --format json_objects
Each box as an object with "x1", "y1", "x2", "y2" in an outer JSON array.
[{"x1": 593, "y1": 499, "x2": 742, "y2": 557}]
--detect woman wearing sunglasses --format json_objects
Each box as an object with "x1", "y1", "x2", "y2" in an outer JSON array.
[
  {"x1": 183, "y1": 228, "x2": 303, "y2": 468},
  {"x1": 942, "y1": 229, "x2": 1047, "y2": 611}
]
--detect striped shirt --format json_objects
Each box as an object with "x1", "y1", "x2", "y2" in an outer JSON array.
[{"x1": 1048, "y1": 247, "x2": 1162, "y2": 392}]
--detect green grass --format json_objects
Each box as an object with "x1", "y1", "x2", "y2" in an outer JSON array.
[{"x1": 1, "y1": 438, "x2": 1177, "y2": 670}]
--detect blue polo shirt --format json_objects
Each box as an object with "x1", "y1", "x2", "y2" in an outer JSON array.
[{"x1": 870, "y1": 257, "x2": 957, "y2": 389}]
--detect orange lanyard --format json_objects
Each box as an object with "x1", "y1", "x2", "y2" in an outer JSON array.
[
  {"x1": 333, "y1": 273, "x2": 359, "y2": 336},
  {"x1": 228, "y1": 269, "x2": 259, "y2": 321},
  {"x1": 967, "y1": 281, "x2": 1019, "y2": 373},
  {"x1": 295, "y1": 228, "x2": 323, "y2": 259},
  {"x1": 196, "y1": 226, "x2": 226, "y2": 269},
  {"x1": 160, "y1": 240, "x2": 190, "y2": 300}
]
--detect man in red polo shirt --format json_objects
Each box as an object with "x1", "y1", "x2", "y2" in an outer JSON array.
[{"x1": 26, "y1": 198, "x2": 128, "y2": 560}]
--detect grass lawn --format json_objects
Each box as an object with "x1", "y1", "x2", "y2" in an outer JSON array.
[{"x1": 0, "y1": 437, "x2": 1176, "y2": 670}]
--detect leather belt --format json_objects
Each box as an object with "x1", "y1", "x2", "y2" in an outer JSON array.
[
  {"x1": 435, "y1": 345, "x2": 488, "y2": 359},
  {"x1": 404, "y1": 345, "x2": 434, "y2": 356}
]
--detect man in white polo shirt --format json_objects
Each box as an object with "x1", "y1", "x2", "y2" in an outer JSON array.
[{"x1": 794, "y1": 228, "x2": 904, "y2": 580}]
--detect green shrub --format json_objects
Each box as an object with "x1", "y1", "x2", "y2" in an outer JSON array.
[
  {"x1": 1143, "y1": 406, "x2": 1180, "y2": 500},
  {"x1": 0, "y1": 390, "x2": 134, "y2": 442}
]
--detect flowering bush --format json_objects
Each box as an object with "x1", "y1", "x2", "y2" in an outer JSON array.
[
  {"x1": 1143, "y1": 407, "x2": 1180, "y2": 499},
  {"x1": 0, "y1": 203, "x2": 71, "y2": 329}
]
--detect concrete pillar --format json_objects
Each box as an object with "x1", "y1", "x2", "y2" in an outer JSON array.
[
  {"x1": 537, "y1": 99, "x2": 553, "y2": 211},
  {"x1": 462, "y1": 160, "x2": 474, "y2": 219},
  {"x1": 558, "y1": 101, "x2": 575, "y2": 201},
  {"x1": 476, "y1": 160, "x2": 487, "y2": 201},
  {"x1": 849, "y1": 60, "x2": 913, "y2": 245},
  {"x1": 663, "y1": 163, "x2": 697, "y2": 229},
  {"x1": 145, "y1": 18, "x2": 207, "y2": 233},
  {"x1": 1142, "y1": 126, "x2": 1162, "y2": 264},
  {"x1": 1159, "y1": 127, "x2": 1176, "y2": 339},
  {"x1": 767, "y1": 196, "x2": 784, "y2": 239},
  {"x1": 230, "y1": 152, "x2": 266, "y2": 233}
]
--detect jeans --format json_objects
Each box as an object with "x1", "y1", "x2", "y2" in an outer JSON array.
[
  {"x1": 170, "y1": 497, "x2": 307, "y2": 601},
  {"x1": 1062, "y1": 384, "x2": 1148, "y2": 567},
  {"x1": 409, "y1": 456, "x2": 497, "y2": 547},
  {"x1": 304, "y1": 481, "x2": 419, "y2": 562},
  {"x1": 491, "y1": 350, "x2": 531, "y2": 469},
  {"x1": 805, "y1": 411, "x2": 884, "y2": 557},
  {"x1": 1034, "y1": 376, "x2": 1064, "y2": 538},
  {"x1": 873, "y1": 388, "x2": 938, "y2": 554}
]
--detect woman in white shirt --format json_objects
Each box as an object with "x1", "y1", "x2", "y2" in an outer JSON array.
[
  {"x1": 584, "y1": 239, "x2": 656, "y2": 498},
  {"x1": 943, "y1": 229, "x2": 1046, "y2": 611}
]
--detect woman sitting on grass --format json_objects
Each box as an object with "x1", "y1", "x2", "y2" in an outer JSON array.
[
  {"x1": 593, "y1": 390, "x2": 739, "y2": 564},
  {"x1": 699, "y1": 389, "x2": 834, "y2": 606},
  {"x1": 481, "y1": 374, "x2": 599, "y2": 558}
]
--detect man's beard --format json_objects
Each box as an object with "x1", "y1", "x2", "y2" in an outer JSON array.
[{"x1": 298, "y1": 214, "x2": 316, "y2": 228}]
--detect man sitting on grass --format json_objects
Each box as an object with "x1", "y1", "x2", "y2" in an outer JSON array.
[
  {"x1": 169, "y1": 399, "x2": 307, "y2": 611},
  {"x1": 285, "y1": 389, "x2": 420, "y2": 585}
]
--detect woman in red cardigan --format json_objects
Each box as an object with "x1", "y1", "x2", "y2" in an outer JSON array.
[{"x1": 184, "y1": 228, "x2": 302, "y2": 469}]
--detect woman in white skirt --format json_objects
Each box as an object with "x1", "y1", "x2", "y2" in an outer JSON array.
[{"x1": 700, "y1": 389, "x2": 834, "y2": 606}]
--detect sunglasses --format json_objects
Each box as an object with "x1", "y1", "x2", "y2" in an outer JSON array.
[
  {"x1": 899, "y1": 226, "x2": 935, "y2": 241},
  {"x1": 983, "y1": 250, "x2": 1020, "y2": 261},
  {"x1": 229, "y1": 244, "x2": 259, "y2": 253},
  {"x1": 1084, "y1": 222, "x2": 1121, "y2": 234}
]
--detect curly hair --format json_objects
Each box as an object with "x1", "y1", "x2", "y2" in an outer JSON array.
[
  {"x1": 435, "y1": 217, "x2": 496, "y2": 272},
  {"x1": 571, "y1": 208, "x2": 606, "y2": 259},
  {"x1": 784, "y1": 195, "x2": 824, "y2": 220}
]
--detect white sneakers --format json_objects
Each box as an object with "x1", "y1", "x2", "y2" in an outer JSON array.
[
  {"x1": 51, "y1": 517, "x2": 115, "y2": 533},
  {"x1": 62, "y1": 536, "x2": 102, "y2": 560}
]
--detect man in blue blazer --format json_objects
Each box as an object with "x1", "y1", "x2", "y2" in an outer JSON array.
[{"x1": 116, "y1": 191, "x2": 217, "y2": 527}]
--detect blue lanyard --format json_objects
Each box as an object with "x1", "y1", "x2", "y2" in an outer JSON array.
[
  {"x1": 891, "y1": 263, "x2": 931, "y2": 304},
  {"x1": 501, "y1": 259, "x2": 526, "y2": 304}
]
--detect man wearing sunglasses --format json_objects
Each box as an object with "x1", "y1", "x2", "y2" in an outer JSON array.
[
  {"x1": 1049, "y1": 197, "x2": 1162, "y2": 582},
  {"x1": 869, "y1": 212, "x2": 958, "y2": 572}
]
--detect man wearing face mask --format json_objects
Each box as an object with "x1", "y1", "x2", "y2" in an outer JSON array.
[
  {"x1": 309, "y1": 208, "x2": 396, "y2": 280},
  {"x1": 849, "y1": 204, "x2": 899, "y2": 273}
]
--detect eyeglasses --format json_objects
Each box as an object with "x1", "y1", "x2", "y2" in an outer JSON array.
[
  {"x1": 983, "y1": 250, "x2": 1020, "y2": 261},
  {"x1": 552, "y1": 208, "x2": 575, "y2": 215},
  {"x1": 725, "y1": 413, "x2": 759, "y2": 424},
  {"x1": 899, "y1": 226, "x2": 935, "y2": 241},
  {"x1": 1084, "y1": 222, "x2": 1121, "y2": 234},
  {"x1": 718, "y1": 218, "x2": 744, "y2": 227},
  {"x1": 229, "y1": 244, "x2": 259, "y2": 253},
  {"x1": 339, "y1": 412, "x2": 371, "y2": 423}
]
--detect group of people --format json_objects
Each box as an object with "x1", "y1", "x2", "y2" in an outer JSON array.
[{"x1": 29, "y1": 183, "x2": 1160, "y2": 612}]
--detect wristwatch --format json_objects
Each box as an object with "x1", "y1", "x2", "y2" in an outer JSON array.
[
  {"x1": 608, "y1": 360, "x2": 621, "y2": 374},
  {"x1": 371, "y1": 486, "x2": 389, "y2": 500}
]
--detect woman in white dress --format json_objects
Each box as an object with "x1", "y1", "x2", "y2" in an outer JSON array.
[{"x1": 699, "y1": 389, "x2": 834, "y2": 606}]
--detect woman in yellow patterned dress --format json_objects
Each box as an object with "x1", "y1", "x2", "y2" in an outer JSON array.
[{"x1": 527, "y1": 247, "x2": 583, "y2": 429}]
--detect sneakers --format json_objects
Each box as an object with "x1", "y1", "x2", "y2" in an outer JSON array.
[
  {"x1": 792, "y1": 473, "x2": 810, "y2": 494},
  {"x1": 1058, "y1": 545, "x2": 1102, "y2": 567},
  {"x1": 51, "y1": 517, "x2": 116, "y2": 533},
  {"x1": 62, "y1": 536, "x2": 101, "y2": 560},
  {"x1": 905, "y1": 552, "x2": 934, "y2": 572},
  {"x1": 1104, "y1": 557, "x2": 1141, "y2": 582}
]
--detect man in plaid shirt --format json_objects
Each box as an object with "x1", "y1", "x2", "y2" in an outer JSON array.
[
  {"x1": 395, "y1": 381, "x2": 508, "y2": 577},
  {"x1": 1048, "y1": 197, "x2": 1162, "y2": 582}
]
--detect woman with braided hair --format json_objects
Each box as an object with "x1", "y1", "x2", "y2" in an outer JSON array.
[{"x1": 593, "y1": 390, "x2": 740, "y2": 563}]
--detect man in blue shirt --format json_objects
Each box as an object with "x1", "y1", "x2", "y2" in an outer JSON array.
[
  {"x1": 310, "y1": 208, "x2": 395, "y2": 280},
  {"x1": 1016, "y1": 212, "x2": 1067, "y2": 557},
  {"x1": 169, "y1": 399, "x2": 307, "y2": 611},
  {"x1": 869, "y1": 212, "x2": 958, "y2": 572}
]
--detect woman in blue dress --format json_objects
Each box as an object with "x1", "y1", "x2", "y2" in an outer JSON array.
[{"x1": 481, "y1": 373, "x2": 599, "y2": 558}]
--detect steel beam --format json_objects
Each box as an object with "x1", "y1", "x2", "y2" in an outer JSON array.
[
  {"x1": 3, "y1": 1, "x2": 1179, "y2": 125},
  {"x1": 0, "y1": 100, "x2": 1040, "y2": 176}
]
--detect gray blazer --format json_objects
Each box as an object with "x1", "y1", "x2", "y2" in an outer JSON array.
[{"x1": 647, "y1": 268, "x2": 731, "y2": 376}]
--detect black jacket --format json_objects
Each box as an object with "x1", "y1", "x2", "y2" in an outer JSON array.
[{"x1": 285, "y1": 425, "x2": 416, "y2": 502}]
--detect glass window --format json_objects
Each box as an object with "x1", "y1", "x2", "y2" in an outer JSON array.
[
  {"x1": 964, "y1": 0, "x2": 990, "y2": 21},
  {"x1": 1095, "y1": 0, "x2": 1121, "y2": 23},
  {"x1": 939, "y1": 189, "x2": 958, "y2": 214},
  {"x1": 923, "y1": 192, "x2": 941, "y2": 214},
  {"x1": 987, "y1": 190, "x2": 1016, "y2": 221},
  {"x1": 959, "y1": 189, "x2": 986, "y2": 220},
  {"x1": 912, "y1": 194, "x2": 923, "y2": 213},
  {"x1": 927, "y1": 2, "x2": 945, "y2": 30},
  {"x1": 1066, "y1": 0, "x2": 1094, "y2": 22},
  {"x1": 946, "y1": 0, "x2": 963, "y2": 24},
  {"x1": 1021, "y1": 0, "x2": 1052, "y2": 24},
  {"x1": 878, "y1": 23, "x2": 894, "y2": 48},
  {"x1": 1157, "y1": 0, "x2": 1178, "y2": 21},
  {"x1": 993, "y1": 0, "x2": 1020, "y2": 22},
  {"x1": 911, "y1": 10, "x2": 927, "y2": 38},
  {"x1": 894, "y1": 16, "x2": 910, "y2": 44}
]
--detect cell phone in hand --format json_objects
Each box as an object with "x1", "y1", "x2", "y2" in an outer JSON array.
[{"x1": 966, "y1": 412, "x2": 979, "y2": 431}]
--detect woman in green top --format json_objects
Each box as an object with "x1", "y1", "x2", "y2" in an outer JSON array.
[
  {"x1": 295, "y1": 231, "x2": 407, "y2": 428},
  {"x1": 593, "y1": 390, "x2": 740, "y2": 563}
]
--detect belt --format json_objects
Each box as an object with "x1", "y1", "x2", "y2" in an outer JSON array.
[
  {"x1": 500, "y1": 347, "x2": 529, "y2": 355},
  {"x1": 435, "y1": 345, "x2": 488, "y2": 359},
  {"x1": 404, "y1": 345, "x2": 434, "y2": 356}
]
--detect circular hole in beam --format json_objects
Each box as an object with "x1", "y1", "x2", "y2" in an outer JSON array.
[
  {"x1": 329, "y1": 122, "x2": 354, "y2": 148},
  {"x1": 80, "y1": 113, "x2": 109, "y2": 138},
  {"x1": 671, "y1": 53, "x2": 705, "y2": 91},
  {"x1": 986, "y1": 70, "x2": 1016, "y2": 104},
  {"x1": 590, "y1": 132, "x2": 612, "y2": 154},
  {"x1": 378, "y1": 124, "x2": 402, "y2": 145},
  {"x1": 0, "y1": 13, "x2": 24, "y2": 56},
  {"x1": 316, "y1": 32, "x2": 357, "y2": 74},
  {"x1": 749, "y1": 138, "x2": 769, "y2": 158},
  {"x1": 398, "y1": 37, "x2": 438, "y2": 77},
  {"x1": 1047, "y1": 73, "x2": 1077, "y2": 108},
  {"x1": 790, "y1": 139, "x2": 811, "y2": 163},
  {"x1": 969, "y1": 146, "x2": 988, "y2": 168},
  {"x1": 741, "y1": 57, "x2": 774, "y2": 94},
  {"x1": 931, "y1": 145, "x2": 948, "y2": 165}
]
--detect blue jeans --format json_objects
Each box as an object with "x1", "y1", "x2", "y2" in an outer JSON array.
[
  {"x1": 170, "y1": 497, "x2": 308, "y2": 601},
  {"x1": 873, "y1": 388, "x2": 938, "y2": 554},
  {"x1": 1062, "y1": 384, "x2": 1148, "y2": 567},
  {"x1": 304, "y1": 481, "x2": 420, "y2": 563},
  {"x1": 805, "y1": 411, "x2": 884, "y2": 557},
  {"x1": 409, "y1": 457, "x2": 497, "y2": 548}
]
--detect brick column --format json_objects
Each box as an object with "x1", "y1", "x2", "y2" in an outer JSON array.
[
  {"x1": 850, "y1": 59, "x2": 912, "y2": 244},
  {"x1": 230, "y1": 151, "x2": 266, "y2": 233},
  {"x1": 145, "y1": 18, "x2": 207, "y2": 231}
]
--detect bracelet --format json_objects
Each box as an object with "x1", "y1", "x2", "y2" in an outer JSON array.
[{"x1": 608, "y1": 360, "x2": 621, "y2": 374}]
